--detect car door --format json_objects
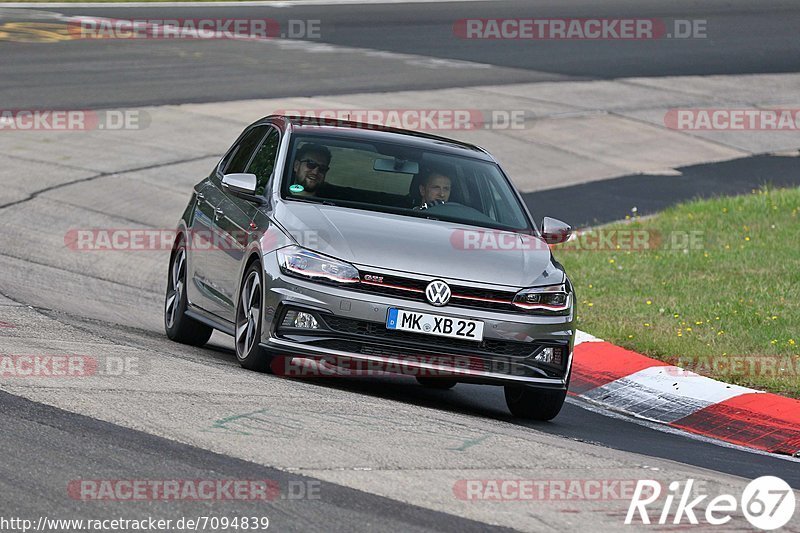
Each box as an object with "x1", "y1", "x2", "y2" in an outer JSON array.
[
  {"x1": 210, "y1": 127, "x2": 282, "y2": 322},
  {"x1": 191, "y1": 124, "x2": 270, "y2": 321},
  {"x1": 185, "y1": 179, "x2": 217, "y2": 311}
]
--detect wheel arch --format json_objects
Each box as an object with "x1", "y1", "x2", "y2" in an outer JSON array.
[
  {"x1": 170, "y1": 223, "x2": 189, "y2": 258},
  {"x1": 236, "y1": 250, "x2": 265, "y2": 311}
]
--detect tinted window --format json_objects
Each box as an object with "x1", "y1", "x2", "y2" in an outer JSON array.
[
  {"x1": 247, "y1": 128, "x2": 280, "y2": 195},
  {"x1": 224, "y1": 125, "x2": 269, "y2": 174}
]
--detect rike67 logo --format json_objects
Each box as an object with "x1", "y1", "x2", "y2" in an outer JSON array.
[{"x1": 626, "y1": 476, "x2": 796, "y2": 530}]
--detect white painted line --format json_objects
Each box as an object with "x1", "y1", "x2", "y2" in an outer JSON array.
[
  {"x1": 574, "y1": 329, "x2": 603, "y2": 345},
  {"x1": 628, "y1": 365, "x2": 758, "y2": 402},
  {"x1": 582, "y1": 365, "x2": 756, "y2": 424},
  {"x1": 0, "y1": 6, "x2": 65, "y2": 16},
  {"x1": 68, "y1": 14, "x2": 278, "y2": 41},
  {"x1": 567, "y1": 395, "x2": 800, "y2": 463},
  {"x1": 0, "y1": 0, "x2": 489, "y2": 8},
  {"x1": 35, "y1": 13, "x2": 493, "y2": 70}
]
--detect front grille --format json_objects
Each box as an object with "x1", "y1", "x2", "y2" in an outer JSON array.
[
  {"x1": 320, "y1": 315, "x2": 535, "y2": 358},
  {"x1": 303, "y1": 339, "x2": 560, "y2": 379},
  {"x1": 275, "y1": 307, "x2": 568, "y2": 378},
  {"x1": 357, "y1": 272, "x2": 518, "y2": 312}
]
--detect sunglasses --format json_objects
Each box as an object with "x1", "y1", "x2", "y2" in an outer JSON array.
[{"x1": 300, "y1": 159, "x2": 330, "y2": 173}]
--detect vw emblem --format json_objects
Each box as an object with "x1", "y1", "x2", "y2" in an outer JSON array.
[{"x1": 425, "y1": 280, "x2": 451, "y2": 307}]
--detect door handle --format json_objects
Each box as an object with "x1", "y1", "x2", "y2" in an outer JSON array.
[
  {"x1": 195, "y1": 191, "x2": 205, "y2": 205},
  {"x1": 214, "y1": 207, "x2": 224, "y2": 220}
]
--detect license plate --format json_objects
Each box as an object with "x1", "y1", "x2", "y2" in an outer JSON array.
[{"x1": 386, "y1": 308, "x2": 484, "y2": 342}]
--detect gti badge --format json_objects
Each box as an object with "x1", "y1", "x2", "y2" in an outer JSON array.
[{"x1": 425, "y1": 280, "x2": 451, "y2": 306}]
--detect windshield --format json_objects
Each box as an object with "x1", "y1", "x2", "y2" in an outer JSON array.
[{"x1": 280, "y1": 133, "x2": 532, "y2": 231}]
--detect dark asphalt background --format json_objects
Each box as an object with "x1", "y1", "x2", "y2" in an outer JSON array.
[
  {"x1": 1, "y1": 0, "x2": 800, "y2": 108},
  {"x1": 525, "y1": 154, "x2": 800, "y2": 227}
]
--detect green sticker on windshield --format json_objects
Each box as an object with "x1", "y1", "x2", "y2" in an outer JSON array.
[{"x1": 289, "y1": 184, "x2": 304, "y2": 193}]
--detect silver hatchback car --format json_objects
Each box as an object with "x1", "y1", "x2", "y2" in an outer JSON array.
[{"x1": 165, "y1": 116, "x2": 576, "y2": 420}]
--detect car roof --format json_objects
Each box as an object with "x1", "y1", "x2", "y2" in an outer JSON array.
[{"x1": 254, "y1": 114, "x2": 496, "y2": 162}]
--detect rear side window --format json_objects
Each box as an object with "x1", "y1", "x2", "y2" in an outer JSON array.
[
  {"x1": 247, "y1": 128, "x2": 281, "y2": 195},
  {"x1": 224, "y1": 125, "x2": 269, "y2": 174}
]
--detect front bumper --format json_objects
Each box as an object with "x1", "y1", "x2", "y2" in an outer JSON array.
[{"x1": 260, "y1": 255, "x2": 575, "y2": 388}]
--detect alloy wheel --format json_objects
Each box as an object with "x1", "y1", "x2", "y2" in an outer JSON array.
[
  {"x1": 165, "y1": 248, "x2": 185, "y2": 329},
  {"x1": 236, "y1": 270, "x2": 261, "y2": 359}
]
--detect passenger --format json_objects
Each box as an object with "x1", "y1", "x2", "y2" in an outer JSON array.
[{"x1": 291, "y1": 143, "x2": 331, "y2": 197}]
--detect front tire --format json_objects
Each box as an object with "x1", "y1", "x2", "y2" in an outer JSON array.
[
  {"x1": 235, "y1": 262, "x2": 274, "y2": 372},
  {"x1": 164, "y1": 239, "x2": 213, "y2": 346},
  {"x1": 504, "y1": 384, "x2": 567, "y2": 421}
]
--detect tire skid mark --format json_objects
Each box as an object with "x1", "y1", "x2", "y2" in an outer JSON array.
[{"x1": 0, "y1": 153, "x2": 218, "y2": 211}]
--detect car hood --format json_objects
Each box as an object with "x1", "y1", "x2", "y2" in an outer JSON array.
[{"x1": 272, "y1": 202, "x2": 560, "y2": 288}]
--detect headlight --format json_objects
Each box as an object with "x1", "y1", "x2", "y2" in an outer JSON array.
[
  {"x1": 277, "y1": 246, "x2": 359, "y2": 284},
  {"x1": 512, "y1": 284, "x2": 571, "y2": 314}
]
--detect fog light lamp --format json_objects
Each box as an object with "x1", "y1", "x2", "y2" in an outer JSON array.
[
  {"x1": 534, "y1": 347, "x2": 554, "y2": 363},
  {"x1": 294, "y1": 312, "x2": 319, "y2": 329}
]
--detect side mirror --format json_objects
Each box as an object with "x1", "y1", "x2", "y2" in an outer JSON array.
[
  {"x1": 541, "y1": 217, "x2": 572, "y2": 244},
  {"x1": 222, "y1": 173, "x2": 257, "y2": 195},
  {"x1": 222, "y1": 173, "x2": 265, "y2": 204}
]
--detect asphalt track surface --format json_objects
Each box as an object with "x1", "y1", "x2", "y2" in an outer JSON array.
[
  {"x1": 0, "y1": 388, "x2": 511, "y2": 532},
  {"x1": 524, "y1": 154, "x2": 800, "y2": 227},
  {"x1": 0, "y1": 0, "x2": 799, "y2": 108},
  {"x1": 1, "y1": 0, "x2": 800, "y2": 530}
]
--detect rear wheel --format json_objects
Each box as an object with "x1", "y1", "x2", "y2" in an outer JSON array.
[
  {"x1": 235, "y1": 262, "x2": 274, "y2": 372},
  {"x1": 504, "y1": 384, "x2": 567, "y2": 421},
  {"x1": 164, "y1": 239, "x2": 213, "y2": 346},
  {"x1": 416, "y1": 377, "x2": 457, "y2": 390}
]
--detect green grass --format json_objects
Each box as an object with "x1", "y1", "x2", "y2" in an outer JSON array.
[{"x1": 558, "y1": 186, "x2": 800, "y2": 398}]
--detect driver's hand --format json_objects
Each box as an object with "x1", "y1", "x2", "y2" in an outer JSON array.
[{"x1": 418, "y1": 199, "x2": 446, "y2": 210}]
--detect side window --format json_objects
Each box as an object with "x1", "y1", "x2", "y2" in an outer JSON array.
[
  {"x1": 223, "y1": 125, "x2": 269, "y2": 175},
  {"x1": 247, "y1": 128, "x2": 280, "y2": 195}
]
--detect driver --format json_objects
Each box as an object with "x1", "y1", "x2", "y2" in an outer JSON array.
[{"x1": 415, "y1": 167, "x2": 452, "y2": 209}]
